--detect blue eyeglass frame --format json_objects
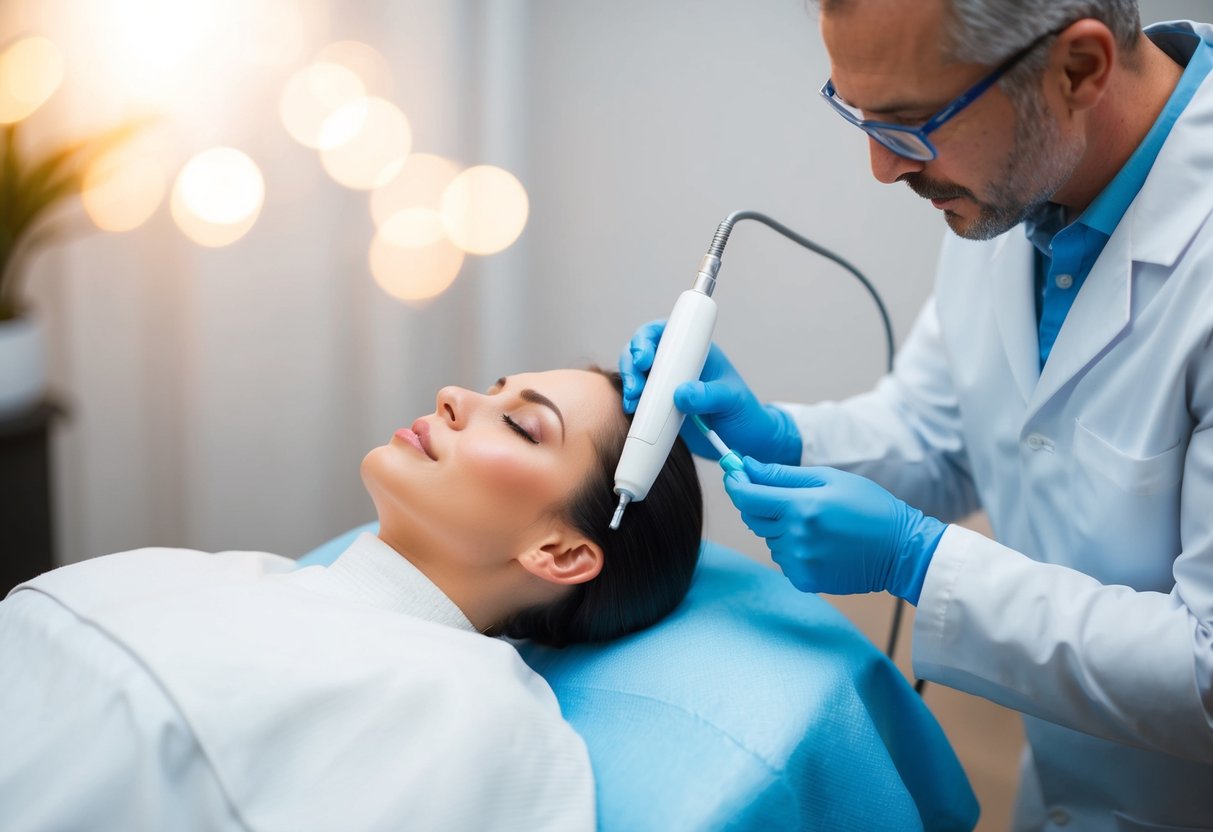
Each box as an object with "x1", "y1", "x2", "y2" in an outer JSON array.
[{"x1": 820, "y1": 24, "x2": 1068, "y2": 161}]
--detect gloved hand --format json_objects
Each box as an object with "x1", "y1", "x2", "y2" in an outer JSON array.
[
  {"x1": 619, "y1": 319, "x2": 802, "y2": 465},
  {"x1": 723, "y1": 458, "x2": 947, "y2": 604}
]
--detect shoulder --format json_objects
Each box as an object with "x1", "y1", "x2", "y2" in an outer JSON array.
[{"x1": 11, "y1": 547, "x2": 296, "y2": 612}]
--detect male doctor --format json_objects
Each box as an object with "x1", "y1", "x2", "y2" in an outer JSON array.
[{"x1": 622, "y1": 1, "x2": 1213, "y2": 829}]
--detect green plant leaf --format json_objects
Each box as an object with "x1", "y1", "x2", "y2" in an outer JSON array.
[{"x1": 0, "y1": 117, "x2": 152, "y2": 311}]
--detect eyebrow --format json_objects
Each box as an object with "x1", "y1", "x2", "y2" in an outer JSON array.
[
  {"x1": 836, "y1": 87, "x2": 934, "y2": 118},
  {"x1": 495, "y1": 377, "x2": 566, "y2": 440},
  {"x1": 860, "y1": 98, "x2": 934, "y2": 117}
]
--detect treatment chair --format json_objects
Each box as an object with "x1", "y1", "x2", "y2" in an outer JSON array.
[{"x1": 298, "y1": 525, "x2": 979, "y2": 831}]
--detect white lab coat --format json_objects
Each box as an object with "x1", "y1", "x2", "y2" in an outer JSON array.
[
  {"x1": 778, "y1": 20, "x2": 1213, "y2": 832},
  {"x1": 0, "y1": 533, "x2": 595, "y2": 832}
]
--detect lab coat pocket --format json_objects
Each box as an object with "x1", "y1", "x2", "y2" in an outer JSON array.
[
  {"x1": 1068, "y1": 420, "x2": 1184, "y2": 587},
  {"x1": 1071, "y1": 420, "x2": 1185, "y2": 496}
]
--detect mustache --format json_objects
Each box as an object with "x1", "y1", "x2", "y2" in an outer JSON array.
[{"x1": 900, "y1": 173, "x2": 974, "y2": 202}]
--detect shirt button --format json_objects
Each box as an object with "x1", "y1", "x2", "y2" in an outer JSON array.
[
  {"x1": 1026, "y1": 434, "x2": 1043, "y2": 450},
  {"x1": 1055, "y1": 273, "x2": 1074, "y2": 290},
  {"x1": 1047, "y1": 808, "x2": 1070, "y2": 826}
]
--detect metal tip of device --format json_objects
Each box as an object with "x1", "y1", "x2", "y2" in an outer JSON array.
[{"x1": 609, "y1": 493, "x2": 631, "y2": 531}]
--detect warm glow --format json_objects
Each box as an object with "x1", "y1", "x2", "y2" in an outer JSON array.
[
  {"x1": 45, "y1": 0, "x2": 320, "y2": 132},
  {"x1": 279, "y1": 61, "x2": 367, "y2": 149},
  {"x1": 81, "y1": 142, "x2": 166, "y2": 232},
  {"x1": 370, "y1": 216, "x2": 465, "y2": 302},
  {"x1": 240, "y1": 0, "x2": 308, "y2": 67},
  {"x1": 0, "y1": 35, "x2": 64, "y2": 123},
  {"x1": 319, "y1": 96, "x2": 411, "y2": 190},
  {"x1": 380, "y1": 207, "x2": 447, "y2": 248},
  {"x1": 170, "y1": 147, "x2": 265, "y2": 247},
  {"x1": 315, "y1": 40, "x2": 392, "y2": 97},
  {"x1": 440, "y1": 165, "x2": 529, "y2": 255},
  {"x1": 370, "y1": 153, "x2": 461, "y2": 229}
]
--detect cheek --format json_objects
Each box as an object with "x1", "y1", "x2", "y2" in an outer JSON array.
[{"x1": 460, "y1": 443, "x2": 562, "y2": 504}]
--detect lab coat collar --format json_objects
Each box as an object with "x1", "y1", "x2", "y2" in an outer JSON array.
[
  {"x1": 324, "y1": 532, "x2": 478, "y2": 632},
  {"x1": 988, "y1": 232, "x2": 1041, "y2": 405},
  {"x1": 1131, "y1": 21, "x2": 1213, "y2": 267},
  {"x1": 989, "y1": 20, "x2": 1213, "y2": 410},
  {"x1": 1025, "y1": 24, "x2": 1213, "y2": 412}
]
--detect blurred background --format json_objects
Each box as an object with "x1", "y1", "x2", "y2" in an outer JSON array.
[{"x1": 1, "y1": 1, "x2": 1206, "y2": 828}]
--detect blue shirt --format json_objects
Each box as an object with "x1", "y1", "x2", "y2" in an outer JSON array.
[{"x1": 1024, "y1": 25, "x2": 1213, "y2": 368}]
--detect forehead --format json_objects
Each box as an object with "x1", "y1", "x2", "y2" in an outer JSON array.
[{"x1": 821, "y1": 0, "x2": 959, "y2": 111}]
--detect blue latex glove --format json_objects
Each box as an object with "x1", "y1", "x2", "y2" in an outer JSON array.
[
  {"x1": 723, "y1": 458, "x2": 947, "y2": 604},
  {"x1": 619, "y1": 319, "x2": 802, "y2": 465}
]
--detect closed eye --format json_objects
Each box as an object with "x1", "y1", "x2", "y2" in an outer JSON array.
[{"x1": 501, "y1": 413, "x2": 538, "y2": 444}]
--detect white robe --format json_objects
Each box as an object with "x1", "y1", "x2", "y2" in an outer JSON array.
[{"x1": 0, "y1": 533, "x2": 595, "y2": 832}]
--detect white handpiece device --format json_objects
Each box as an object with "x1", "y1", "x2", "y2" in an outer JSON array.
[{"x1": 610, "y1": 255, "x2": 721, "y2": 529}]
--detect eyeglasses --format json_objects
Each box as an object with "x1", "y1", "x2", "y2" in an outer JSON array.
[{"x1": 820, "y1": 25, "x2": 1068, "y2": 161}]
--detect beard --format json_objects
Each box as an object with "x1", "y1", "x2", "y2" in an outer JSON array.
[{"x1": 901, "y1": 90, "x2": 1083, "y2": 241}]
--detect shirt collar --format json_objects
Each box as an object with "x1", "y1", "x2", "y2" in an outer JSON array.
[{"x1": 324, "y1": 532, "x2": 478, "y2": 632}]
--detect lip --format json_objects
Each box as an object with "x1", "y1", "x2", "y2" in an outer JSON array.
[
  {"x1": 930, "y1": 197, "x2": 961, "y2": 210},
  {"x1": 393, "y1": 420, "x2": 436, "y2": 460},
  {"x1": 393, "y1": 428, "x2": 428, "y2": 458}
]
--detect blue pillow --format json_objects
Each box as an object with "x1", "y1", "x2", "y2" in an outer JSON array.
[{"x1": 298, "y1": 525, "x2": 978, "y2": 831}]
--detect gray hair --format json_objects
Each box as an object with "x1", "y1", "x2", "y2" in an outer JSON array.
[
  {"x1": 944, "y1": 0, "x2": 1142, "y2": 103},
  {"x1": 816, "y1": 0, "x2": 1143, "y2": 106}
]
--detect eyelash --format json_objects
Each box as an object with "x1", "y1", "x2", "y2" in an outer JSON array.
[{"x1": 501, "y1": 413, "x2": 538, "y2": 444}]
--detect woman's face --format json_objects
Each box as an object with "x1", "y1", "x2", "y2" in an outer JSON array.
[{"x1": 361, "y1": 369, "x2": 623, "y2": 568}]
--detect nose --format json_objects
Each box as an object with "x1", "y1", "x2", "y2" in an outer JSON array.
[
  {"x1": 435, "y1": 386, "x2": 473, "y2": 428},
  {"x1": 868, "y1": 137, "x2": 926, "y2": 185}
]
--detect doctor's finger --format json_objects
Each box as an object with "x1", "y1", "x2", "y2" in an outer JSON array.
[
  {"x1": 627, "y1": 320, "x2": 666, "y2": 371},
  {"x1": 737, "y1": 513, "x2": 786, "y2": 540},
  {"x1": 674, "y1": 379, "x2": 737, "y2": 416},
  {"x1": 724, "y1": 478, "x2": 797, "y2": 521},
  {"x1": 770, "y1": 549, "x2": 817, "y2": 592},
  {"x1": 742, "y1": 458, "x2": 833, "y2": 490},
  {"x1": 618, "y1": 350, "x2": 647, "y2": 411}
]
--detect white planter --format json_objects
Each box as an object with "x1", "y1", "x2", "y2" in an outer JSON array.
[{"x1": 0, "y1": 315, "x2": 47, "y2": 417}]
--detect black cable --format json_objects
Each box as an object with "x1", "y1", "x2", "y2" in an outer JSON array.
[{"x1": 710, "y1": 210, "x2": 926, "y2": 696}]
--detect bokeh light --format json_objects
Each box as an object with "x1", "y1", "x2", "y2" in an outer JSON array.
[
  {"x1": 370, "y1": 215, "x2": 465, "y2": 302},
  {"x1": 170, "y1": 147, "x2": 265, "y2": 247},
  {"x1": 319, "y1": 96, "x2": 411, "y2": 190},
  {"x1": 440, "y1": 165, "x2": 529, "y2": 255},
  {"x1": 370, "y1": 152, "x2": 461, "y2": 229},
  {"x1": 279, "y1": 61, "x2": 366, "y2": 149},
  {"x1": 316, "y1": 40, "x2": 392, "y2": 97},
  {"x1": 380, "y1": 207, "x2": 447, "y2": 247},
  {"x1": 0, "y1": 35, "x2": 64, "y2": 123},
  {"x1": 81, "y1": 141, "x2": 167, "y2": 232}
]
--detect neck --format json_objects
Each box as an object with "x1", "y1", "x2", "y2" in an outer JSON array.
[
  {"x1": 1052, "y1": 34, "x2": 1184, "y2": 213},
  {"x1": 376, "y1": 528, "x2": 555, "y2": 633}
]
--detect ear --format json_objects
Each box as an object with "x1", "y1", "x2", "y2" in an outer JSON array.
[
  {"x1": 1052, "y1": 19, "x2": 1117, "y2": 113},
  {"x1": 516, "y1": 529, "x2": 604, "y2": 587}
]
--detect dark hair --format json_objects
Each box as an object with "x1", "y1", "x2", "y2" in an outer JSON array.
[{"x1": 499, "y1": 368, "x2": 703, "y2": 647}]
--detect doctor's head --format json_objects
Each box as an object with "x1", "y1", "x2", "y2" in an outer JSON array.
[
  {"x1": 360, "y1": 367, "x2": 703, "y2": 645},
  {"x1": 818, "y1": 0, "x2": 1143, "y2": 239}
]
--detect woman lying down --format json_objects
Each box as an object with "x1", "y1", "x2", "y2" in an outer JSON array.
[{"x1": 0, "y1": 367, "x2": 703, "y2": 832}]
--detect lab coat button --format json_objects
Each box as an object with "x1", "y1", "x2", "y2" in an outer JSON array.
[
  {"x1": 1055, "y1": 273, "x2": 1074, "y2": 289},
  {"x1": 1047, "y1": 808, "x2": 1070, "y2": 826}
]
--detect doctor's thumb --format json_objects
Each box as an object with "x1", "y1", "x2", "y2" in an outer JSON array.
[
  {"x1": 742, "y1": 457, "x2": 830, "y2": 489},
  {"x1": 673, "y1": 380, "x2": 717, "y2": 414}
]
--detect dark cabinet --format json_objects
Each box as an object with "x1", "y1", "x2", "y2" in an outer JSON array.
[{"x1": 0, "y1": 402, "x2": 58, "y2": 595}]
